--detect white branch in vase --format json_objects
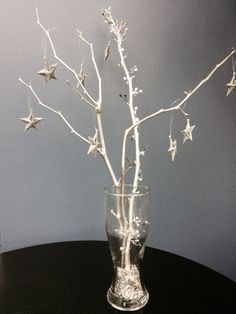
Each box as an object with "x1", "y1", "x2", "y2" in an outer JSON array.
[{"x1": 120, "y1": 48, "x2": 236, "y2": 180}]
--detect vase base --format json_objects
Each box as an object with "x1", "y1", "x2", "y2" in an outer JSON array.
[{"x1": 107, "y1": 288, "x2": 149, "y2": 311}]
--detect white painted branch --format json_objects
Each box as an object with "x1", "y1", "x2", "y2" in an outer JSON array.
[
  {"x1": 118, "y1": 45, "x2": 141, "y2": 191},
  {"x1": 107, "y1": 13, "x2": 141, "y2": 191},
  {"x1": 176, "y1": 48, "x2": 236, "y2": 109},
  {"x1": 97, "y1": 111, "x2": 119, "y2": 186},
  {"x1": 76, "y1": 30, "x2": 118, "y2": 186},
  {"x1": 120, "y1": 48, "x2": 236, "y2": 181},
  {"x1": 35, "y1": 8, "x2": 118, "y2": 186},
  {"x1": 66, "y1": 80, "x2": 97, "y2": 109},
  {"x1": 103, "y1": 8, "x2": 142, "y2": 269}
]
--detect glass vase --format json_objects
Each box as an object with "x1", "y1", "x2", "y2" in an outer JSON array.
[{"x1": 104, "y1": 184, "x2": 150, "y2": 311}]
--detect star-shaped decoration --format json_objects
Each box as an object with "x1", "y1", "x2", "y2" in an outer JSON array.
[
  {"x1": 87, "y1": 129, "x2": 100, "y2": 156},
  {"x1": 168, "y1": 136, "x2": 177, "y2": 162},
  {"x1": 38, "y1": 60, "x2": 58, "y2": 83},
  {"x1": 226, "y1": 72, "x2": 236, "y2": 96},
  {"x1": 181, "y1": 119, "x2": 195, "y2": 143},
  {"x1": 20, "y1": 109, "x2": 43, "y2": 130},
  {"x1": 104, "y1": 41, "x2": 111, "y2": 61}
]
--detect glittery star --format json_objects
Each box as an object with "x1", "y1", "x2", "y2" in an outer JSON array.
[
  {"x1": 38, "y1": 60, "x2": 58, "y2": 83},
  {"x1": 181, "y1": 119, "x2": 195, "y2": 143},
  {"x1": 168, "y1": 136, "x2": 177, "y2": 162},
  {"x1": 20, "y1": 109, "x2": 43, "y2": 130},
  {"x1": 226, "y1": 72, "x2": 236, "y2": 96},
  {"x1": 87, "y1": 129, "x2": 100, "y2": 156},
  {"x1": 104, "y1": 41, "x2": 111, "y2": 61}
]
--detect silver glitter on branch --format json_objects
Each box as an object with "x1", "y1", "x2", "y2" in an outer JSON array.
[{"x1": 112, "y1": 266, "x2": 144, "y2": 302}]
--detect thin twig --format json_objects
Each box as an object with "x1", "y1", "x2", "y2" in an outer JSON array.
[
  {"x1": 77, "y1": 30, "x2": 102, "y2": 107},
  {"x1": 66, "y1": 80, "x2": 97, "y2": 109}
]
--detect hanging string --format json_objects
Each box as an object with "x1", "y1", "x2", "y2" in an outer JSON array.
[
  {"x1": 169, "y1": 99, "x2": 179, "y2": 137},
  {"x1": 169, "y1": 110, "x2": 173, "y2": 137},
  {"x1": 42, "y1": 36, "x2": 47, "y2": 60},
  {"x1": 27, "y1": 96, "x2": 32, "y2": 113}
]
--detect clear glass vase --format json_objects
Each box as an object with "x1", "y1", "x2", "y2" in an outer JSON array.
[{"x1": 105, "y1": 184, "x2": 150, "y2": 311}]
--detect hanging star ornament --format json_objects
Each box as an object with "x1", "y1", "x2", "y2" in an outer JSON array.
[
  {"x1": 226, "y1": 71, "x2": 236, "y2": 96},
  {"x1": 181, "y1": 119, "x2": 195, "y2": 143},
  {"x1": 104, "y1": 41, "x2": 111, "y2": 61},
  {"x1": 87, "y1": 129, "x2": 100, "y2": 156},
  {"x1": 20, "y1": 109, "x2": 43, "y2": 130},
  {"x1": 168, "y1": 136, "x2": 177, "y2": 162},
  {"x1": 38, "y1": 59, "x2": 58, "y2": 83}
]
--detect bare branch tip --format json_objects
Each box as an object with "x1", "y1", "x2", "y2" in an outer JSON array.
[
  {"x1": 77, "y1": 29, "x2": 82, "y2": 37},
  {"x1": 18, "y1": 78, "x2": 29, "y2": 86},
  {"x1": 35, "y1": 7, "x2": 39, "y2": 21}
]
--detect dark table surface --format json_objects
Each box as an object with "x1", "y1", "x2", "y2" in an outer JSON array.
[{"x1": 0, "y1": 241, "x2": 235, "y2": 314}]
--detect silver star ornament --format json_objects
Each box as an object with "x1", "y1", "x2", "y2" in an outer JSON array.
[
  {"x1": 181, "y1": 119, "x2": 195, "y2": 143},
  {"x1": 20, "y1": 109, "x2": 43, "y2": 130},
  {"x1": 168, "y1": 136, "x2": 177, "y2": 162},
  {"x1": 87, "y1": 129, "x2": 100, "y2": 156},
  {"x1": 38, "y1": 60, "x2": 58, "y2": 83}
]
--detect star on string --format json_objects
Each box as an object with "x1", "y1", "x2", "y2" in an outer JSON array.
[
  {"x1": 38, "y1": 59, "x2": 58, "y2": 83},
  {"x1": 104, "y1": 41, "x2": 111, "y2": 61},
  {"x1": 168, "y1": 136, "x2": 177, "y2": 162},
  {"x1": 226, "y1": 72, "x2": 236, "y2": 96},
  {"x1": 181, "y1": 119, "x2": 195, "y2": 143},
  {"x1": 87, "y1": 129, "x2": 100, "y2": 156},
  {"x1": 20, "y1": 109, "x2": 43, "y2": 130}
]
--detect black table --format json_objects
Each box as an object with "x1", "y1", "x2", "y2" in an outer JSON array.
[{"x1": 0, "y1": 241, "x2": 235, "y2": 314}]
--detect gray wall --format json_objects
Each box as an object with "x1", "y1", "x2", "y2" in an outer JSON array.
[{"x1": 0, "y1": 0, "x2": 236, "y2": 281}]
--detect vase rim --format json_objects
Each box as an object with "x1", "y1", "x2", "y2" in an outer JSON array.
[{"x1": 104, "y1": 184, "x2": 150, "y2": 197}]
